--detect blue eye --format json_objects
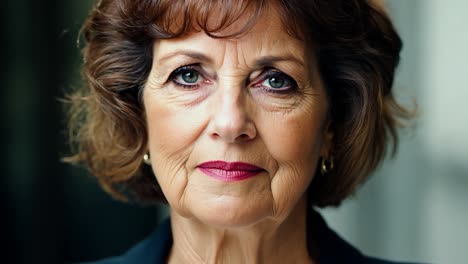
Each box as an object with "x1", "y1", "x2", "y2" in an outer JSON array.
[
  {"x1": 178, "y1": 69, "x2": 199, "y2": 84},
  {"x1": 169, "y1": 65, "x2": 206, "y2": 89},
  {"x1": 255, "y1": 69, "x2": 297, "y2": 92},
  {"x1": 263, "y1": 76, "x2": 289, "y2": 89}
]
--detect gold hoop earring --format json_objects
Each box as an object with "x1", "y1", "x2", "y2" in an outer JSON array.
[
  {"x1": 143, "y1": 152, "x2": 151, "y2": 165},
  {"x1": 321, "y1": 156, "x2": 334, "y2": 175}
]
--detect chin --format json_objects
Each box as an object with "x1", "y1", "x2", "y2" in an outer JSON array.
[{"x1": 187, "y1": 195, "x2": 274, "y2": 228}]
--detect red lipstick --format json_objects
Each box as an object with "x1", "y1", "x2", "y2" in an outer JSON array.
[{"x1": 197, "y1": 161, "x2": 264, "y2": 182}]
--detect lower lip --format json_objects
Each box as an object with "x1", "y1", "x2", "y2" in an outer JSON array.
[{"x1": 198, "y1": 167, "x2": 262, "y2": 182}]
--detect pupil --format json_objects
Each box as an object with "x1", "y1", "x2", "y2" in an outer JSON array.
[
  {"x1": 182, "y1": 70, "x2": 199, "y2": 83},
  {"x1": 269, "y1": 77, "x2": 284, "y2": 88}
]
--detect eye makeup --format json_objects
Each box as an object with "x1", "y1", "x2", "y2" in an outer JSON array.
[
  {"x1": 167, "y1": 64, "x2": 212, "y2": 90},
  {"x1": 251, "y1": 68, "x2": 298, "y2": 94}
]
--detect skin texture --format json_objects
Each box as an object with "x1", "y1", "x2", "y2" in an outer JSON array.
[{"x1": 143, "y1": 6, "x2": 332, "y2": 264}]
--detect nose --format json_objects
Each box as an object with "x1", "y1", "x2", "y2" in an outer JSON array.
[{"x1": 208, "y1": 86, "x2": 256, "y2": 144}]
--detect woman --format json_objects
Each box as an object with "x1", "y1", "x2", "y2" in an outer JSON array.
[{"x1": 67, "y1": 0, "x2": 415, "y2": 263}]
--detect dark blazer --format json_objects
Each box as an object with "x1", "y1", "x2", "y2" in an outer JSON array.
[{"x1": 81, "y1": 210, "x2": 421, "y2": 264}]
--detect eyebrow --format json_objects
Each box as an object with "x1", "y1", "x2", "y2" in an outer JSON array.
[
  {"x1": 157, "y1": 51, "x2": 214, "y2": 64},
  {"x1": 156, "y1": 51, "x2": 304, "y2": 67},
  {"x1": 254, "y1": 55, "x2": 304, "y2": 67}
]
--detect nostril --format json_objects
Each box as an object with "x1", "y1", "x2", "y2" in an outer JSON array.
[
  {"x1": 210, "y1": 132, "x2": 220, "y2": 139},
  {"x1": 238, "y1": 134, "x2": 250, "y2": 140},
  {"x1": 233, "y1": 133, "x2": 255, "y2": 143}
]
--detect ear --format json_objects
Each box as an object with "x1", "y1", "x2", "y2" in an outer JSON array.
[{"x1": 320, "y1": 119, "x2": 334, "y2": 158}]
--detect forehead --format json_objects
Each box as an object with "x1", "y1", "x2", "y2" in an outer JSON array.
[
  {"x1": 155, "y1": 0, "x2": 304, "y2": 44},
  {"x1": 154, "y1": 5, "x2": 304, "y2": 64}
]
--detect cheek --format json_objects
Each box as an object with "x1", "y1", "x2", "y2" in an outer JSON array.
[
  {"x1": 145, "y1": 96, "x2": 206, "y2": 157},
  {"x1": 263, "y1": 113, "x2": 324, "y2": 165},
  {"x1": 144, "y1": 93, "x2": 208, "y2": 204},
  {"x1": 260, "y1": 110, "x2": 325, "y2": 215}
]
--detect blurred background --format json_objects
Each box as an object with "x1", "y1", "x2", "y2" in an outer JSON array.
[{"x1": 1, "y1": 0, "x2": 466, "y2": 263}]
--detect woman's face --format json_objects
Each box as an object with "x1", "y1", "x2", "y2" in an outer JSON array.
[{"x1": 144, "y1": 9, "x2": 332, "y2": 227}]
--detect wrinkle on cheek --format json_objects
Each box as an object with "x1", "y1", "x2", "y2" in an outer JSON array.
[
  {"x1": 169, "y1": 147, "x2": 192, "y2": 209},
  {"x1": 149, "y1": 118, "x2": 200, "y2": 169},
  {"x1": 270, "y1": 161, "x2": 310, "y2": 216},
  {"x1": 151, "y1": 139, "x2": 193, "y2": 213},
  {"x1": 146, "y1": 104, "x2": 210, "y2": 213},
  {"x1": 260, "y1": 110, "x2": 323, "y2": 215}
]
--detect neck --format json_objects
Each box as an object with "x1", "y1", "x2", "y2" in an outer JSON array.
[{"x1": 168, "y1": 198, "x2": 315, "y2": 264}]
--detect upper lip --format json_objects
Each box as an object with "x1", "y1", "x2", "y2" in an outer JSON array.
[{"x1": 198, "y1": 160, "x2": 264, "y2": 171}]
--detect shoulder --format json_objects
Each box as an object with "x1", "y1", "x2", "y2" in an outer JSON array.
[
  {"x1": 78, "y1": 218, "x2": 173, "y2": 264},
  {"x1": 363, "y1": 257, "x2": 424, "y2": 264},
  {"x1": 310, "y1": 210, "x2": 427, "y2": 264}
]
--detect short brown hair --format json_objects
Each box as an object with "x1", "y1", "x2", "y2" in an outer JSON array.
[{"x1": 66, "y1": 0, "x2": 411, "y2": 207}]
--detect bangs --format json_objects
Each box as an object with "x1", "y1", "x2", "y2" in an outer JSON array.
[{"x1": 142, "y1": 0, "x2": 289, "y2": 39}]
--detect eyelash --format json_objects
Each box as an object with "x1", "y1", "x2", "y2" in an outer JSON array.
[
  {"x1": 168, "y1": 65, "x2": 298, "y2": 94},
  {"x1": 168, "y1": 64, "x2": 208, "y2": 90},
  {"x1": 252, "y1": 68, "x2": 298, "y2": 94}
]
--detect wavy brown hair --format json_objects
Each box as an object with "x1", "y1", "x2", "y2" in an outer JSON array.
[{"x1": 66, "y1": 0, "x2": 411, "y2": 207}]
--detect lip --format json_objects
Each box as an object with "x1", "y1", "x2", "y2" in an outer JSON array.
[{"x1": 197, "y1": 160, "x2": 264, "y2": 182}]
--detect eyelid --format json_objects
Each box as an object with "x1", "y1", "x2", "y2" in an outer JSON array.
[
  {"x1": 166, "y1": 64, "x2": 216, "y2": 92},
  {"x1": 169, "y1": 64, "x2": 211, "y2": 82},
  {"x1": 256, "y1": 68, "x2": 290, "y2": 81},
  {"x1": 252, "y1": 68, "x2": 298, "y2": 91},
  {"x1": 169, "y1": 64, "x2": 201, "y2": 78}
]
